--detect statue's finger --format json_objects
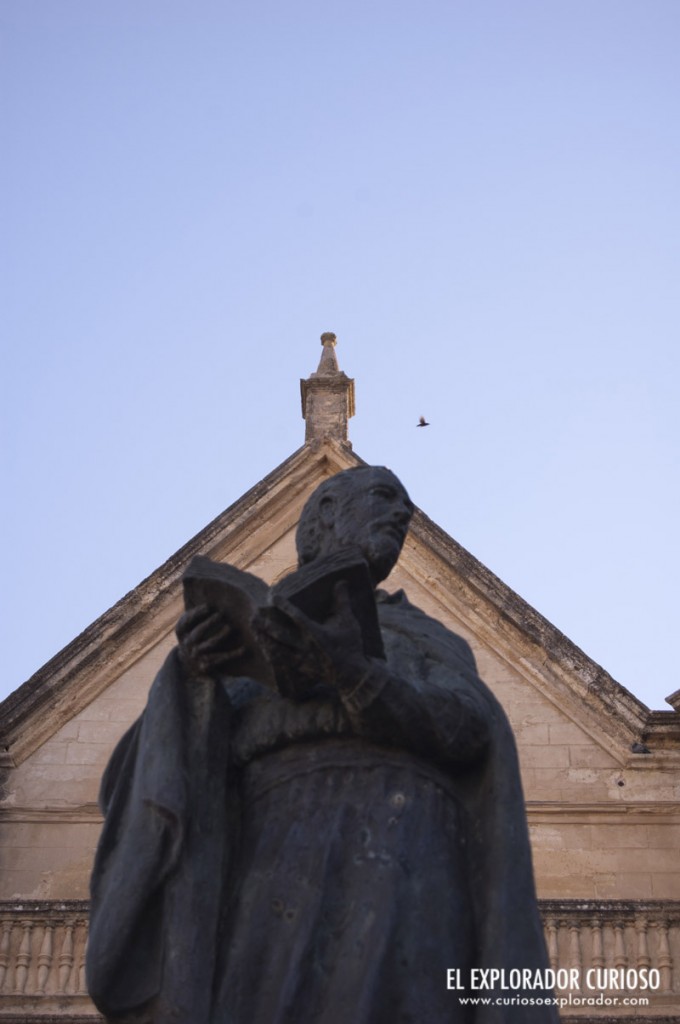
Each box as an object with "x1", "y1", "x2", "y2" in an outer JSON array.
[
  {"x1": 191, "y1": 649, "x2": 247, "y2": 675},
  {"x1": 187, "y1": 609, "x2": 227, "y2": 643},
  {"x1": 211, "y1": 645, "x2": 247, "y2": 665},
  {"x1": 199, "y1": 620, "x2": 241, "y2": 648},
  {"x1": 193, "y1": 633, "x2": 242, "y2": 658},
  {"x1": 176, "y1": 604, "x2": 213, "y2": 640}
]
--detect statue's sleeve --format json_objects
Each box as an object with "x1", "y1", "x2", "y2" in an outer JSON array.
[
  {"x1": 87, "y1": 649, "x2": 232, "y2": 1024},
  {"x1": 336, "y1": 612, "x2": 491, "y2": 766}
]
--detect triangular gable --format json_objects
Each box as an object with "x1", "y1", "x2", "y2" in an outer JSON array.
[{"x1": 2, "y1": 439, "x2": 678, "y2": 770}]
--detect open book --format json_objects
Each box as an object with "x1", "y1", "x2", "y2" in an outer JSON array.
[
  {"x1": 182, "y1": 556, "x2": 276, "y2": 688},
  {"x1": 182, "y1": 547, "x2": 384, "y2": 688},
  {"x1": 271, "y1": 547, "x2": 385, "y2": 660}
]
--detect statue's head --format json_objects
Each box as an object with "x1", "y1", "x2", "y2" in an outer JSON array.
[{"x1": 296, "y1": 466, "x2": 414, "y2": 585}]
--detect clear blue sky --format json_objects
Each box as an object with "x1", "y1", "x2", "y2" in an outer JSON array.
[{"x1": 2, "y1": 1, "x2": 678, "y2": 709}]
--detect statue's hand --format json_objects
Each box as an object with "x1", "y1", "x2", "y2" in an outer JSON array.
[
  {"x1": 176, "y1": 604, "x2": 247, "y2": 680},
  {"x1": 264, "y1": 582, "x2": 369, "y2": 694},
  {"x1": 254, "y1": 599, "x2": 333, "y2": 700}
]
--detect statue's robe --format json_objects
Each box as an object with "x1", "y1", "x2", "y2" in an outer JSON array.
[{"x1": 87, "y1": 591, "x2": 558, "y2": 1023}]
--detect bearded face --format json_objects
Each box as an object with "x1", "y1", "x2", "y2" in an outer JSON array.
[{"x1": 314, "y1": 468, "x2": 414, "y2": 585}]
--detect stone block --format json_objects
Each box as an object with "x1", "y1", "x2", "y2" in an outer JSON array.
[
  {"x1": 644, "y1": 824, "x2": 680, "y2": 848},
  {"x1": 569, "y1": 746, "x2": 619, "y2": 768},
  {"x1": 592, "y1": 873, "x2": 619, "y2": 898},
  {"x1": 0, "y1": 822, "x2": 33, "y2": 848},
  {"x1": 65, "y1": 741, "x2": 111, "y2": 766},
  {"x1": 75, "y1": 702, "x2": 116, "y2": 721},
  {"x1": 77, "y1": 720, "x2": 126, "y2": 744},
  {"x1": 27, "y1": 743, "x2": 68, "y2": 766},
  {"x1": 0, "y1": 869, "x2": 51, "y2": 900},
  {"x1": 517, "y1": 723, "x2": 551, "y2": 745},
  {"x1": 52, "y1": 720, "x2": 81, "y2": 740},
  {"x1": 11, "y1": 767, "x2": 100, "y2": 807},
  {"x1": 593, "y1": 872, "x2": 653, "y2": 899},
  {"x1": 529, "y1": 824, "x2": 593, "y2": 851},
  {"x1": 519, "y1": 745, "x2": 570, "y2": 769},
  {"x1": 590, "y1": 824, "x2": 650, "y2": 850},
  {"x1": 522, "y1": 768, "x2": 566, "y2": 801},
  {"x1": 613, "y1": 846, "x2": 679, "y2": 872},
  {"x1": 102, "y1": 698, "x2": 147, "y2": 723},
  {"x1": 109, "y1": 671, "x2": 154, "y2": 701},
  {"x1": 0, "y1": 843, "x2": 79, "y2": 873},
  {"x1": 563, "y1": 768, "x2": 610, "y2": 796},
  {"x1": 534, "y1": 874, "x2": 596, "y2": 899},
  {"x1": 548, "y1": 722, "x2": 591, "y2": 745},
  {"x1": 651, "y1": 873, "x2": 680, "y2": 898}
]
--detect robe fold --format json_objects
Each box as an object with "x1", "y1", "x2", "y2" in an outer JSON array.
[{"x1": 87, "y1": 590, "x2": 558, "y2": 1023}]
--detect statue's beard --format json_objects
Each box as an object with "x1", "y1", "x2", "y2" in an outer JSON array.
[
  {"x1": 320, "y1": 521, "x2": 405, "y2": 584},
  {"x1": 361, "y1": 533, "x2": 401, "y2": 585}
]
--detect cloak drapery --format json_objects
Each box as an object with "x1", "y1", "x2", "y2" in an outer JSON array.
[{"x1": 87, "y1": 591, "x2": 558, "y2": 1023}]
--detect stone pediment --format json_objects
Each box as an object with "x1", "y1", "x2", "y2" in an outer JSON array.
[{"x1": 1, "y1": 437, "x2": 678, "y2": 772}]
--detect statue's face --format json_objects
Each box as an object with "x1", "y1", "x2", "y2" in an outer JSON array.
[{"x1": 320, "y1": 469, "x2": 414, "y2": 584}]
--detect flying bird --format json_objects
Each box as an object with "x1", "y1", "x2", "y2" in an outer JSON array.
[{"x1": 417, "y1": 416, "x2": 430, "y2": 427}]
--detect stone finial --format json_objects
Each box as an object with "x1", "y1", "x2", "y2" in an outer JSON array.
[
  {"x1": 300, "y1": 332, "x2": 355, "y2": 445},
  {"x1": 317, "y1": 333, "x2": 340, "y2": 375}
]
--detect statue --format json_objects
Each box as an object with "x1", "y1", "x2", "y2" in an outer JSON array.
[{"x1": 87, "y1": 466, "x2": 558, "y2": 1023}]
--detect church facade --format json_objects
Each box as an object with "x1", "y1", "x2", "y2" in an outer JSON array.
[{"x1": 1, "y1": 336, "x2": 678, "y2": 1022}]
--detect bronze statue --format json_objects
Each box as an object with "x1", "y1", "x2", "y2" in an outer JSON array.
[{"x1": 87, "y1": 466, "x2": 557, "y2": 1023}]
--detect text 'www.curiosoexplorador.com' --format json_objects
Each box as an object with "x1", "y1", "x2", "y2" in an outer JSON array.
[{"x1": 455, "y1": 995, "x2": 651, "y2": 1009}]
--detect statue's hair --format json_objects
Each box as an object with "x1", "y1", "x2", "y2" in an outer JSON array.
[{"x1": 296, "y1": 466, "x2": 407, "y2": 566}]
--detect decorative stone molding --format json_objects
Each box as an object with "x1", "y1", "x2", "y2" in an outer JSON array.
[
  {"x1": 541, "y1": 901, "x2": 679, "y2": 1019},
  {"x1": 543, "y1": 901, "x2": 678, "y2": 973},
  {"x1": 0, "y1": 900, "x2": 677, "y2": 1020},
  {"x1": 0, "y1": 901, "x2": 93, "y2": 1020}
]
